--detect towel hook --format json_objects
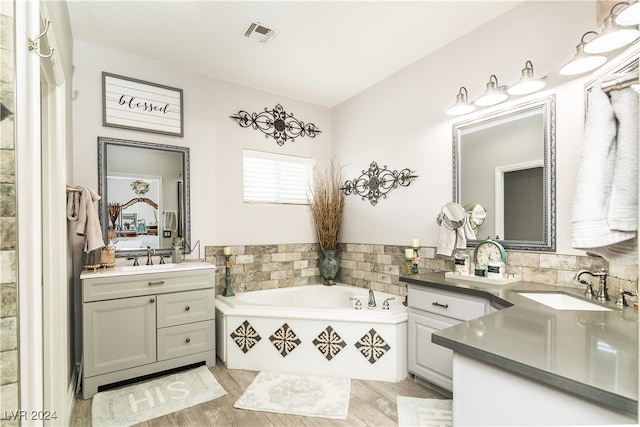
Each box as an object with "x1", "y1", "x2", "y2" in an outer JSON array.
[{"x1": 28, "y1": 19, "x2": 55, "y2": 59}]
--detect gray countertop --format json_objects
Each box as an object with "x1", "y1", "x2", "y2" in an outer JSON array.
[{"x1": 400, "y1": 272, "x2": 639, "y2": 415}]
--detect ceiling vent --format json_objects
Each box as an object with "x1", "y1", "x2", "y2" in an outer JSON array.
[{"x1": 243, "y1": 21, "x2": 278, "y2": 44}]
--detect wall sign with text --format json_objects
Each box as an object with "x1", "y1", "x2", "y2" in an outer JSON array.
[{"x1": 102, "y1": 72, "x2": 184, "y2": 137}]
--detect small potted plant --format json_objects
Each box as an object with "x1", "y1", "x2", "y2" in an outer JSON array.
[{"x1": 309, "y1": 159, "x2": 345, "y2": 285}]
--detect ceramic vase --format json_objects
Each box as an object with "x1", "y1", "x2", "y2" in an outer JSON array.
[{"x1": 319, "y1": 249, "x2": 340, "y2": 286}]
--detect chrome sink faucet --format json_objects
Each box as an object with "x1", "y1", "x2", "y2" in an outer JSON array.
[
  {"x1": 368, "y1": 289, "x2": 377, "y2": 309},
  {"x1": 146, "y1": 246, "x2": 155, "y2": 266},
  {"x1": 575, "y1": 268, "x2": 609, "y2": 302}
]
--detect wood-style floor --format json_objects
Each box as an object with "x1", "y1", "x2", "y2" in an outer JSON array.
[{"x1": 70, "y1": 360, "x2": 446, "y2": 426}]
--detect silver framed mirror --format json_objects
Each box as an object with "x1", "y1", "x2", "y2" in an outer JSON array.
[
  {"x1": 453, "y1": 95, "x2": 556, "y2": 251},
  {"x1": 98, "y1": 136, "x2": 191, "y2": 257}
]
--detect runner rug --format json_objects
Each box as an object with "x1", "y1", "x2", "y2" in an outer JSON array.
[
  {"x1": 91, "y1": 365, "x2": 226, "y2": 427},
  {"x1": 234, "y1": 371, "x2": 351, "y2": 420}
]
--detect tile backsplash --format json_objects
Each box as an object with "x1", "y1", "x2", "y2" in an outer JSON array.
[{"x1": 205, "y1": 243, "x2": 638, "y2": 300}]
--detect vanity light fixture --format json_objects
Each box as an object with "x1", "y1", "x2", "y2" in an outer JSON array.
[
  {"x1": 616, "y1": 1, "x2": 640, "y2": 25},
  {"x1": 560, "y1": 31, "x2": 608, "y2": 76},
  {"x1": 507, "y1": 61, "x2": 547, "y2": 96},
  {"x1": 474, "y1": 75, "x2": 509, "y2": 107},
  {"x1": 584, "y1": 3, "x2": 640, "y2": 53},
  {"x1": 445, "y1": 87, "x2": 476, "y2": 116}
]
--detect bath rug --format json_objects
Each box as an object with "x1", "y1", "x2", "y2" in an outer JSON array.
[
  {"x1": 91, "y1": 365, "x2": 226, "y2": 427},
  {"x1": 397, "y1": 396, "x2": 452, "y2": 427},
  {"x1": 234, "y1": 371, "x2": 350, "y2": 420}
]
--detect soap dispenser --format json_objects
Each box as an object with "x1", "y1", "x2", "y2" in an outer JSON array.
[{"x1": 171, "y1": 242, "x2": 183, "y2": 264}]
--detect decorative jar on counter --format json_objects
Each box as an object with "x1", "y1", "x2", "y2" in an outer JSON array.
[{"x1": 453, "y1": 250, "x2": 470, "y2": 275}]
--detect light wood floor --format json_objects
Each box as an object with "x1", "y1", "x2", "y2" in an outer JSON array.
[{"x1": 70, "y1": 360, "x2": 446, "y2": 426}]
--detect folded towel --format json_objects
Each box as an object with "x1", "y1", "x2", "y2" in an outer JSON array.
[
  {"x1": 67, "y1": 185, "x2": 105, "y2": 252},
  {"x1": 608, "y1": 87, "x2": 638, "y2": 231},
  {"x1": 437, "y1": 222, "x2": 457, "y2": 256},
  {"x1": 572, "y1": 85, "x2": 635, "y2": 249},
  {"x1": 164, "y1": 210, "x2": 178, "y2": 232}
]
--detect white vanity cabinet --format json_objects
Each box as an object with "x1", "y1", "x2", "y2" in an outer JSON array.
[
  {"x1": 81, "y1": 266, "x2": 216, "y2": 399},
  {"x1": 407, "y1": 283, "x2": 490, "y2": 392}
]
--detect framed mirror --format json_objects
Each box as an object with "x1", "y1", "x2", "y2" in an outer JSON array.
[
  {"x1": 98, "y1": 136, "x2": 191, "y2": 257},
  {"x1": 453, "y1": 95, "x2": 556, "y2": 251}
]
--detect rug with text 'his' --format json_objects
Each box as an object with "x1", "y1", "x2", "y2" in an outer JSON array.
[
  {"x1": 397, "y1": 396, "x2": 453, "y2": 427},
  {"x1": 234, "y1": 371, "x2": 351, "y2": 420},
  {"x1": 91, "y1": 365, "x2": 226, "y2": 427}
]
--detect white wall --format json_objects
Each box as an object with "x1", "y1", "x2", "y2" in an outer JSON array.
[
  {"x1": 73, "y1": 1, "x2": 637, "y2": 259},
  {"x1": 332, "y1": 0, "x2": 632, "y2": 256},
  {"x1": 72, "y1": 42, "x2": 333, "y2": 250}
]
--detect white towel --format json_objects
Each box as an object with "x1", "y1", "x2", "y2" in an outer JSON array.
[
  {"x1": 67, "y1": 185, "x2": 105, "y2": 252},
  {"x1": 456, "y1": 226, "x2": 467, "y2": 249},
  {"x1": 164, "y1": 210, "x2": 178, "y2": 232},
  {"x1": 571, "y1": 85, "x2": 637, "y2": 264},
  {"x1": 463, "y1": 217, "x2": 476, "y2": 240},
  {"x1": 608, "y1": 87, "x2": 638, "y2": 231},
  {"x1": 572, "y1": 86, "x2": 633, "y2": 247},
  {"x1": 437, "y1": 222, "x2": 457, "y2": 256}
]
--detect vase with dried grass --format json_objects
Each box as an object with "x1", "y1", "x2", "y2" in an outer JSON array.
[{"x1": 309, "y1": 160, "x2": 345, "y2": 285}]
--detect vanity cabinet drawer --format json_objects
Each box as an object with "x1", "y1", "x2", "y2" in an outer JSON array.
[
  {"x1": 157, "y1": 320, "x2": 215, "y2": 361},
  {"x1": 157, "y1": 289, "x2": 215, "y2": 328},
  {"x1": 408, "y1": 286, "x2": 487, "y2": 321},
  {"x1": 83, "y1": 269, "x2": 214, "y2": 302}
]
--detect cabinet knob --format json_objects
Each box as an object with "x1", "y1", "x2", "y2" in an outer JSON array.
[
  {"x1": 185, "y1": 337, "x2": 191, "y2": 343},
  {"x1": 150, "y1": 298, "x2": 155, "y2": 303},
  {"x1": 185, "y1": 305, "x2": 190, "y2": 311}
]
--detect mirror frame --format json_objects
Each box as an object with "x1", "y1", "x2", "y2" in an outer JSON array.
[
  {"x1": 98, "y1": 136, "x2": 191, "y2": 257},
  {"x1": 452, "y1": 95, "x2": 556, "y2": 251}
]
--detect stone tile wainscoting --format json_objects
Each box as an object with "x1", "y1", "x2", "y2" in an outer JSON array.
[
  {"x1": 205, "y1": 244, "x2": 323, "y2": 296},
  {"x1": 0, "y1": 2, "x2": 18, "y2": 426},
  {"x1": 206, "y1": 243, "x2": 638, "y2": 301}
]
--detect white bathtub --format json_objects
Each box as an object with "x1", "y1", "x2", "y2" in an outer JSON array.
[{"x1": 215, "y1": 284, "x2": 408, "y2": 382}]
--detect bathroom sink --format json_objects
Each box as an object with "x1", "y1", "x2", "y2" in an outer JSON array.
[{"x1": 516, "y1": 292, "x2": 612, "y2": 311}]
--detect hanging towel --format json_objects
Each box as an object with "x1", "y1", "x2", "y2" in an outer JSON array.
[
  {"x1": 608, "y1": 87, "x2": 638, "y2": 231},
  {"x1": 436, "y1": 222, "x2": 457, "y2": 256},
  {"x1": 571, "y1": 85, "x2": 637, "y2": 264},
  {"x1": 572, "y1": 86, "x2": 633, "y2": 247},
  {"x1": 67, "y1": 185, "x2": 105, "y2": 252},
  {"x1": 164, "y1": 210, "x2": 178, "y2": 232},
  {"x1": 456, "y1": 226, "x2": 467, "y2": 249},
  {"x1": 463, "y1": 217, "x2": 476, "y2": 240},
  {"x1": 588, "y1": 237, "x2": 638, "y2": 265}
]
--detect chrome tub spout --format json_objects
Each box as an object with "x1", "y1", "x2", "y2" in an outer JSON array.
[{"x1": 368, "y1": 289, "x2": 377, "y2": 309}]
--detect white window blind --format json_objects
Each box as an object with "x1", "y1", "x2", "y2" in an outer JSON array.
[{"x1": 243, "y1": 149, "x2": 315, "y2": 204}]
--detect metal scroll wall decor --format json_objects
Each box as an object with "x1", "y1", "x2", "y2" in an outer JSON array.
[
  {"x1": 230, "y1": 104, "x2": 321, "y2": 146},
  {"x1": 341, "y1": 161, "x2": 418, "y2": 206}
]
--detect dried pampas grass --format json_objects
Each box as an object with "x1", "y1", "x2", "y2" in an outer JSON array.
[{"x1": 309, "y1": 160, "x2": 345, "y2": 251}]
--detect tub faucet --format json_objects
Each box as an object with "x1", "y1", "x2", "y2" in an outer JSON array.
[
  {"x1": 575, "y1": 268, "x2": 609, "y2": 302},
  {"x1": 368, "y1": 289, "x2": 377, "y2": 309}
]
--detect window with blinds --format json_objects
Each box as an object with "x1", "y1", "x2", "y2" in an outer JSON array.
[{"x1": 242, "y1": 149, "x2": 315, "y2": 204}]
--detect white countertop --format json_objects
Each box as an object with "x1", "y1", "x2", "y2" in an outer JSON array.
[{"x1": 80, "y1": 260, "x2": 215, "y2": 279}]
